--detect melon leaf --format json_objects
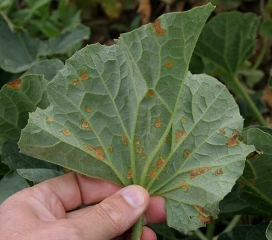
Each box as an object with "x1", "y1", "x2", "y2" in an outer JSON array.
[{"x1": 19, "y1": 4, "x2": 254, "y2": 235}]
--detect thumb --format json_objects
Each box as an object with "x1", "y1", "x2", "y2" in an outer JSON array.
[{"x1": 73, "y1": 185, "x2": 150, "y2": 240}]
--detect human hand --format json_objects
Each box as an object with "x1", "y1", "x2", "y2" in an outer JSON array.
[{"x1": 0, "y1": 172, "x2": 166, "y2": 240}]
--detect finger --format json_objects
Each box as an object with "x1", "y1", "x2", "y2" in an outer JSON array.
[
  {"x1": 145, "y1": 196, "x2": 166, "y2": 224},
  {"x1": 75, "y1": 173, "x2": 121, "y2": 204},
  {"x1": 71, "y1": 185, "x2": 150, "y2": 240},
  {"x1": 66, "y1": 195, "x2": 166, "y2": 223},
  {"x1": 36, "y1": 172, "x2": 120, "y2": 212},
  {"x1": 142, "y1": 226, "x2": 157, "y2": 240}
]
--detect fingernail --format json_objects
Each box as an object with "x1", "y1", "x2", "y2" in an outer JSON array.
[{"x1": 121, "y1": 186, "x2": 145, "y2": 208}]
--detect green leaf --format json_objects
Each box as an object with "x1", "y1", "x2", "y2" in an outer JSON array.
[
  {"x1": 246, "y1": 222, "x2": 270, "y2": 240},
  {"x1": 0, "y1": 171, "x2": 29, "y2": 204},
  {"x1": 0, "y1": 18, "x2": 47, "y2": 73},
  {"x1": 194, "y1": 11, "x2": 260, "y2": 94},
  {"x1": 238, "y1": 69, "x2": 264, "y2": 89},
  {"x1": 236, "y1": 128, "x2": 272, "y2": 214},
  {"x1": 195, "y1": 11, "x2": 260, "y2": 74},
  {"x1": 220, "y1": 127, "x2": 272, "y2": 216},
  {"x1": 19, "y1": 4, "x2": 254, "y2": 233},
  {"x1": 266, "y1": 221, "x2": 272, "y2": 240},
  {"x1": 0, "y1": 75, "x2": 49, "y2": 153},
  {"x1": 218, "y1": 225, "x2": 253, "y2": 240},
  {"x1": 46, "y1": 24, "x2": 90, "y2": 56},
  {"x1": 218, "y1": 222, "x2": 269, "y2": 240},
  {"x1": 24, "y1": 59, "x2": 64, "y2": 81},
  {"x1": 2, "y1": 141, "x2": 61, "y2": 171},
  {"x1": 0, "y1": 160, "x2": 9, "y2": 176},
  {"x1": 260, "y1": 19, "x2": 272, "y2": 38},
  {"x1": 17, "y1": 168, "x2": 62, "y2": 184},
  {"x1": 2, "y1": 141, "x2": 63, "y2": 184}
]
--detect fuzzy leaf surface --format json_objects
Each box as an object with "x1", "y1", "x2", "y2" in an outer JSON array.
[{"x1": 19, "y1": 4, "x2": 254, "y2": 233}]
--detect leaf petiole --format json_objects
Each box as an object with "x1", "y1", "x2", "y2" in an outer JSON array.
[
  {"x1": 231, "y1": 75, "x2": 267, "y2": 126},
  {"x1": 131, "y1": 214, "x2": 145, "y2": 240}
]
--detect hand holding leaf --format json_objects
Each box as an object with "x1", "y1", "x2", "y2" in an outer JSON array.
[{"x1": 19, "y1": 4, "x2": 254, "y2": 238}]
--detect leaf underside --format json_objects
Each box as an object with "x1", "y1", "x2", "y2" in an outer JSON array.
[{"x1": 19, "y1": 4, "x2": 254, "y2": 233}]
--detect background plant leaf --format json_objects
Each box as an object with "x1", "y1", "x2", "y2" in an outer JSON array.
[
  {"x1": 0, "y1": 75, "x2": 49, "y2": 153},
  {"x1": 0, "y1": 171, "x2": 29, "y2": 203},
  {"x1": 46, "y1": 24, "x2": 90, "y2": 56},
  {"x1": 220, "y1": 128, "x2": 272, "y2": 216},
  {"x1": 24, "y1": 59, "x2": 64, "y2": 81},
  {"x1": 194, "y1": 11, "x2": 260, "y2": 96},
  {"x1": 0, "y1": 17, "x2": 47, "y2": 73},
  {"x1": 19, "y1": 4, "x2": 254, "y2": 234},
  {"x1": 218, "y1": 222, "x2": 269, "y2": 240}
]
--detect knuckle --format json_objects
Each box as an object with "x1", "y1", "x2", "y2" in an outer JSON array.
[{"x1": 95, "y1": 202, "x2": 124, "y2": 236}]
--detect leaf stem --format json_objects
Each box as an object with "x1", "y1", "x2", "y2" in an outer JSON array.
[
  {"x1": 222, "y1": 215, "x2": 241, "y2": 234},
  {"x1": 231, "y1": 75, "x2": 267, "y2": 126},
  {"x1": 205, "y1": 222, "x2": 215, "y2": 240},
  {"x1": 131, "y1": 215, "x2": 144, "y2": 240},
  {"x1": 252, "y1": 37, "x2": 270, "y2": 70},
  {"x1": 195, "y1": 229, "x2": 209, "y2": 240}
]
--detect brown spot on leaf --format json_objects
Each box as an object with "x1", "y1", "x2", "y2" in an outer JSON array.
[
  {"x1": 81, "y1": 71, "x2": 89, "y2": 80},
  {"x1": 163, "y1": 165, "x2": 167, "y2": 172},
  {"x1": 226, "y1": 130, "x2": 240, "y2": 147},
  {"x1": 121, "y1": 135, "x2": 128, "y2": 145},
  {"x1": 164, "y1": 137, "x2": 169, "y2": 142},
  {"x1": 147, "y1": 89, "x2": 154, "y2": 97},
  {"x1": 195, "y1": 205, "x2": 208, "y2": 216},
  {"x1": 199, "y1": 215, "x2": 213, "y2": 224},
  {"x1": 141, "y1": 154, "x2": 147, "y2": 159},
  {"x1": 179, "y1": 180, "x2": 188, "y2": 192},
  {"x1": 7, "y1": 78, "x2": 22, "y2": 88},
  {"x1": 46, "y1": 117, "x2": 54, "y2": 122},
  {"x1": 175, "y1": 130, "x2": 186, "y2": 141},
  {"x1": 148, "y1": 169, "x2": 156, "y2": 179},
  {"x1": 127, "y1": 169, "x2": 133, "y2": 179},
  {"x1": 239, "y1": 181, "x2": 245, "y2": 187},
  {"x1": 214, "y1": 168, "x2": 223, "y2": 175},
  {"x1": 195, "y1": 205, "x2": 213, "y2": 224},
  {"x1": 184, "y1": 149, "x2": 192, "y2": 159},
  {"x1": 62, "y1": 129, "x2": 71, "y2": 136},
  {"x1": 190, "y1": 167, "x2": 211, "y2": 178},
  {"x1": 136, "y1": 147, "x2": 143, "y2": 153},
  {"x1": 85, "y1": 106, "x2": 92, "y2": 113},
  {"x1": 72, "y1": 79, "x2": 80, "y2": 86},
  {"x1": 108, "y1": 145, "x2": 114, "y2": 152},
  {"x1": 249, "y1": 178, "x2": 255, "y2": 184},
  {"x1": 85, "y1": 145, "x2": 93, "y2": 151},
  {"x1": 157, "y1": 176, "x2": 161, "y2": 180},
  {"x1": 94, "y1": 147, "x2": 104, "y2": 160},
  {"x1": 220, "y1": 128, "x2": 226, "y2": 135},
  {"x1": 182, "y1": 117, "x2": 188, "y2": 124},
  {"x1": 165, "y1": 61, "x2": 173, "y2": 68},
  {"x1": 63, "y1": 168, "x2": 71, "y2": 173},
  {"x1": 152, "y1": 19, "x2": 165, "y2": 35},
  {"x1": 156, "y1": 157, "x2": 165, "y2": 167},
  {"x1": 135, "y1": 140, "x2": 141, "y2": 145},
  {"x1": 155, "y1": 118, "x2": 162, "y2": 128},
  {"x1": 247, "y1": 151, "x2": 260, "y2": 160},
  {"x1": 81, "y1": 120, "x2": 91, "y2": 130}
]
